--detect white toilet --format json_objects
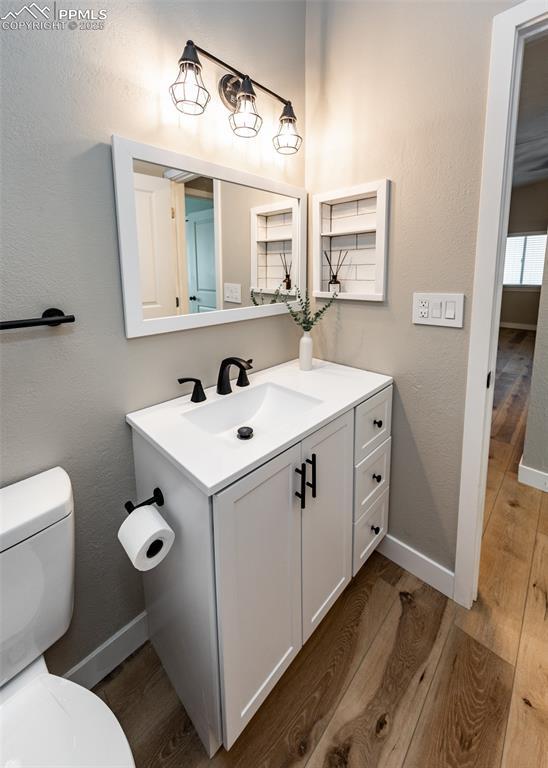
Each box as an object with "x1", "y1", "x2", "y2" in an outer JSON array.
[{"x1": 0, "y1": 467, "x2": 135, "y2": 767}]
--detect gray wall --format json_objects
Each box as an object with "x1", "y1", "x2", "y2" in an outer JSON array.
[
  {"x1": 0, "y1": 0, "x2": 304, "y2": 674},
  {"x1": 219, "y1": 184, "x2": 291, "y2": 309},
  {"x1": 523, "y1": 255, "x2": 548, "y2": 474},
  {"x1": 305, "y1": 0, "x2": 517, "y2": 570},
  {"x1": 508, "y1": 179, "x2": 548, "y2": 234},
  {"x1": 500, "y1": 288, "x2": 541, "y2": 328}
]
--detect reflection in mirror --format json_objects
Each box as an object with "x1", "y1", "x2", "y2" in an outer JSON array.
[{"x1": 132, "y1": 159, "x2": 298, "y2": 320}]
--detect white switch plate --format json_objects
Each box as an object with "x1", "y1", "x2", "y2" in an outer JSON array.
[
  {"x1": 412, "y1": 292, "x2": 464, "y2": 328},
  {"x1": 224, "y1": 283, "x2": 242, "y2": 304}
]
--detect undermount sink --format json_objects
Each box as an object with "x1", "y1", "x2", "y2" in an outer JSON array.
[{"x1": 182, "y1": 383, "x2": 323, "y2": 438}]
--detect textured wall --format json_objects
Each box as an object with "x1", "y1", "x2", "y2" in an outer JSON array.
[
  {"x1": 305, "y1": 0, "x2": 516, "y2": 570},
  {"x1": 0, "y1": 0, "x2": 304, "y2": 674}
]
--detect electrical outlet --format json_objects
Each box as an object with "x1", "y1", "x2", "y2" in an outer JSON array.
[{"x1": 413, "y1": 292, "x2": 464, "y2": 327}]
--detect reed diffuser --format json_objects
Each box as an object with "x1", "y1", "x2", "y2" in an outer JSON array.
[
  {"x1": 324, "y1": 249, "x2": 349, "y2": 294},
  {"x1": 279, "y1": 252, "x2": 292, "y2": 290}
]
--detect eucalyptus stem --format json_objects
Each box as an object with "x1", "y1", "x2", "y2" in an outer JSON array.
[{"x1": 281, "y1": 287, "x2": 337, "y2": 332}]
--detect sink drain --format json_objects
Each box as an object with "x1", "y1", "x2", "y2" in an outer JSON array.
[{"x1": 237, "y1": 426, "x2": 254, "y2": 440}]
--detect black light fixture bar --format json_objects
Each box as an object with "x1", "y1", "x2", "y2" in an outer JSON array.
[{"x1": 194, "y1": 44, "x2": 289, "y2": 106}]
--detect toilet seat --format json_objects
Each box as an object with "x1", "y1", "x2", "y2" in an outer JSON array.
[{"x1": 0, "y1": 672, "x2": 135, "y2": 767}]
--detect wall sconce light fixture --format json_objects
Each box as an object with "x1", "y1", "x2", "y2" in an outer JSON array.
[
  {"x1": 169, "y1": 40, "x2": 210, "y2": 115},
  {"x1": 229, "y1": 75, "x2": 263, "y2": 138},
  {"x1": 170, "y1": 40, "x2": 302, "y2": 155},
  {"x1": 273, "y1": 101, "x2": 302, "y2": 155}
]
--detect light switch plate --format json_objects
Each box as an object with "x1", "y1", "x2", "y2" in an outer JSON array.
[
  {"x1": 224, "y1": 283, "x2": 242, "y2": 304},
  {"x1": 412, "y1": 292, "x2": 464, "y2": 328}
]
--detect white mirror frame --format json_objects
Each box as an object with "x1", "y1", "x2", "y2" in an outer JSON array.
[{"x1": 111, "y1": 135, "x2": 307, "y2": 338}]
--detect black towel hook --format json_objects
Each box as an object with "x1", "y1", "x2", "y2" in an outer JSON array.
[{"x1": 124, "y1": 487, "x2": 164, "y2": 515}]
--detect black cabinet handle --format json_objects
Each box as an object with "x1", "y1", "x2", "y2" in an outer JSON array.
[
  {"x1": 189, "y1": 295, "x2": 197, "y2": 301},
  {"x1": 371, "y1": 524, "x2": 381, "y2": 535},
  {"x1": 373, "y1": 419, "x2": 383, "y2": 428},
  {"x1": 306, "y1": 453, "x2": 317, "y2": 498},
  {"x1": 295, "y1": 463, "x2": 306, "y2": 509},
  {"x1": 372, "y1": 473, "x2": 382, "y2": 483}
]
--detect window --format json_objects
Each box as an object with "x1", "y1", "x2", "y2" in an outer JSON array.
[{"x1": 503, "y1": 234, "x2": 547, "y2": 286}]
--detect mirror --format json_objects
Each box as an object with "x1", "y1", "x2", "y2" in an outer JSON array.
[{"x1": 112, "y1": 137, "x2": 306, "y2": 337}]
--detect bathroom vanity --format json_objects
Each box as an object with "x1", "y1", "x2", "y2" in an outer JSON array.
[{"x1": 127, "y1": 359, "x2": 392, "y2": 755}]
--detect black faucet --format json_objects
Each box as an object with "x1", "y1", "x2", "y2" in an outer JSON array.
[{"x1": 216, "y1": 357, "x2": 253, "y2": 395}]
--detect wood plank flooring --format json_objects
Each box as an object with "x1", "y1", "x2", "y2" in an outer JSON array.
[{"x1": 94, "y1": 327, "x2": 547, "y2": 768}]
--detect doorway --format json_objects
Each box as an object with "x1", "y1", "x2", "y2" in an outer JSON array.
[
  {"x1": 186, "y1": 206, "x2": 217, "y2": 313},
  {"x1": 454, "y1": 2, "x2": 548, "y2": 608}
]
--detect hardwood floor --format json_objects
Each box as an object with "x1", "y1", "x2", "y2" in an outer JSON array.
[{"x1": 94, "y1": 327, "x2": 546, "y2": 768}]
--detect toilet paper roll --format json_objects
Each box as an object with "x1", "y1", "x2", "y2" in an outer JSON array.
[{"x1": 118, "y1": 504, "x2": 174, "y2": 572}]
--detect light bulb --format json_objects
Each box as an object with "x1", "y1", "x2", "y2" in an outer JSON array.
[
  {"x1": 273, "y1": 102, "x2": 302, "y2": 155},
  {"x1": 229, "y1": 76, "x2": 262, "y2": 138},
  {"x1": 170, "y1": 40, "x2": 210, "y2": 115}
]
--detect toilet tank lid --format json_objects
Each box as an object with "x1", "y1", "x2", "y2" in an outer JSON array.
[{"x1": 0, "y1": 467, "x2": 72, "y2": 553}]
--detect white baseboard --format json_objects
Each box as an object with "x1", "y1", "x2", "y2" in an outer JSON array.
[
  {"x1": 499, "y1": 321, "x2": 537, "y2": 331},
  {"x1": 518, "y1": 458, "x2": 548, "y2": 492},
  {"x1": 64, "y1": 611, "x2": 148, "y2": 689},
  {"x1": 378, "y1": 534, "x2": 455, "y2": 599}
]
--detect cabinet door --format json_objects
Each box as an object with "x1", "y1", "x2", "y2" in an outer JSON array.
[
  {"x1": 301, "y1": 411, "x2": 354, "y2": 642},
  {"x1": 213, "y1": 445, "x2": 302, "y2": 748}
]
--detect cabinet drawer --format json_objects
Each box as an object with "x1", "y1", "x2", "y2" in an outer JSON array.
[
  {"x1": 353, "y1": 489, "x2": 389, "y2": 576},
  {"x1": 355, "y1": 386, "x2": 392, "y2": 463},
  {"x1": 354, "y1": 437, "x2": 391, "y2": 520}
]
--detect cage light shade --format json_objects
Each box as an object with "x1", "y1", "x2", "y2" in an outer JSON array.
[
  {"x1": 273, "y1": 102, "x2": 302, "y2": 155},
  {"x1": 170, "y1": 40, "x2": 210, "y2": 115},
  {"x1": 229, "y1": 76, "x2": 262, "y2": 138}
]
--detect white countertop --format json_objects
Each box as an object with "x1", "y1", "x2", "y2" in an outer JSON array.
[{"x1": 126, "y1": 359, "x2": 392, "y2": 495}]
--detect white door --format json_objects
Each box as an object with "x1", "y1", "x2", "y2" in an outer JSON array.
[
  {"x1": 301, "y1": 411, "x2": 354, "y2": 642},
  {"x1": 133, "y1": 173, "x2": 179, "y2": 319},
  {"x1": 213, "y1": 445, "x2": 302, "y2": 748},
  {"x1": 186, "y1": 209, "x2": 217, "y2": 312}
]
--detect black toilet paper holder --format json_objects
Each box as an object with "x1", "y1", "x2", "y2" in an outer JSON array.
[{"x1": 124, "y1": 487, "x2": 164, "y2": 515}]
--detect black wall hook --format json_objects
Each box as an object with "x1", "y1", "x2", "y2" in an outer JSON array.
[{"x1": 125, "y1": 487, "x2": 164, "y2": 515}]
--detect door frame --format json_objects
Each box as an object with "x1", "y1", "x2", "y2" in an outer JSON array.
[{"x1": 454, "y1": 0, "x2": 548, "y2": 608}]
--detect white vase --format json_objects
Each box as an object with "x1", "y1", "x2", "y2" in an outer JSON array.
[{"x1": 299, "y1": 331, "x2": 313, "y2": 371}]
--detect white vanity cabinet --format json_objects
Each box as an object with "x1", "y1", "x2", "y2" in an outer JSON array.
[
  {"x1": 214, "y1": 411, "x2": 354, "y2": 746},
  {"x1": 127, "y1": 361, "x2": 392, "y2": 756}
]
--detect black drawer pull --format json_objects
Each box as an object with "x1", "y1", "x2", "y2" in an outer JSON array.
[
  {"x1": 373, "y1": 419, "x2": 383, "y2": 428},
  {"x1": 295, "y1": 463, "x2": 306, "y2": 509},
  {"x1": 371, "y1": 525, "x2": 381, "y2": 535},
  {"x1": 306, "y1": 453, "x2": 317, "y2": 498},
  {"x1": 372, "y1": 473, "x2": 382, "y2": 483}
]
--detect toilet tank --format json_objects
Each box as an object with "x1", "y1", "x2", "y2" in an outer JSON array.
[{"x1": 0, "y1": 467, "x2": 74, "y2": 687}]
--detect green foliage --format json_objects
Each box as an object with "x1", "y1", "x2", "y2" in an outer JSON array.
[
  {"x1": 281, "y1": 287, "x2": 337, "y2": 332},
  {"x1": 250, "y1": 287, "x2": 282, "y2": 306}
]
